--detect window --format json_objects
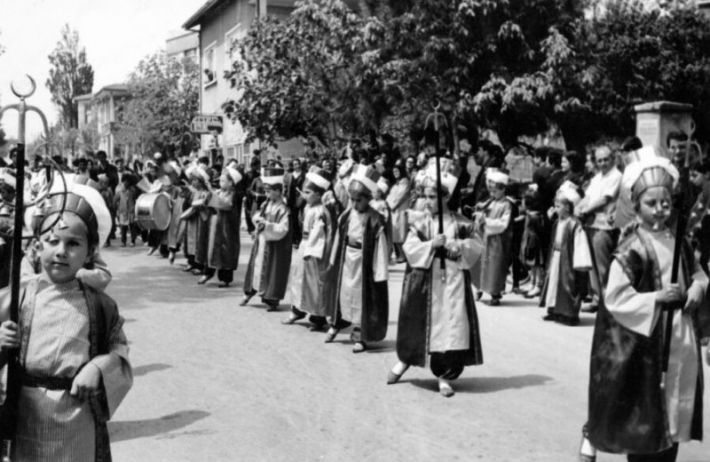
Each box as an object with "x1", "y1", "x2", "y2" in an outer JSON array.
[
  {"x1": 225, "y1": 24, "x2": 244, "y2": 69},
  {"x1": 203, "y1": 41, "x2": 217, "y2": 86}
]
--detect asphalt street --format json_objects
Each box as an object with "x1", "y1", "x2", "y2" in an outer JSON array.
[{"x1": 103, "y1": 231, "x2": 709, "y2": 462}]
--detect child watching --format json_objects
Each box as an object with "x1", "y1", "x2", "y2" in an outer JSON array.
[
  {"x1": 539, "y1": 182, "x2": 592, "y2": 326},
  {"x1": 0, "y1": 180, "x2": 132, "y2": 461},
  {"x1": 114, "y1": 174, "x2": 137, "y2": 247},
  {"x1": 475, "y1": 170, "x2": 512, "y2": 306},
  {"x1": 518, "y1": 187, "x2": 548, "y2": 298}
]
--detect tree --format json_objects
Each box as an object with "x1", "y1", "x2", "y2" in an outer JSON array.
[
  {"x1": 116, "y1": 51, "x2": 199, "y2": 156},
  {"x1": 46, "y1": 25, "x2": 94, "y2": 129},
  {"x1": 534, "y1": 1, "x2": 710, "y2": 150},
  {"x1": 224, "y1": 0, "x2": 381, "y2": 148}
]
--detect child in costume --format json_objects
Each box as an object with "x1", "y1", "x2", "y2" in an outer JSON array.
[
  {"x1": 161, "y1": 161, "x2": 187, "y2": 265},
  {"x1": 282, "y1": 168, "x2": 333, "y2": 330},
  {"x1": 475, "y1": 170, "x2": 513, "y2": 306},
  {"x1": 324, "y1": 164, "x2": 389, "y2": 353},
  {"x1": 539, "y1": 181, "x2": 592, "y2": 326},
  {"x1": 241, "y1": 167, "x2": 292, "y2": 311},
  {"x1": 583, "y1": 157, "x2": 708, "y2": 462},
  {"x1": 181, "y1": 166, "x2": 212, "y2": 274},
  {"x1": 388, "y1": 167, "x2": 484, "y2": 397},
  {"x1": 201, "y1": 165, "x2": 243, "y2": 287},
  {"x1": 0, "y1": 178, "x2": 132, "y2": 462}
]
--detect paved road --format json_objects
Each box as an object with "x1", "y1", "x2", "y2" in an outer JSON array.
[{"x1": 103, "y1": 232, "x2": 709, "y2": 462}]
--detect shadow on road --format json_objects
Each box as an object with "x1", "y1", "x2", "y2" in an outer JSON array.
[
  {"x1": 109, "y1": 263, "x2": 241, "y2": 310},
  {"x1": 109, "y1": 410, "x2": 210, "y2": 442},
  {"x1": 133, "y1": 363, "x2": 173, "y2": 377},
  {"x1": 409, "y1": 374, "x2": 553, "y2": 394},
  {"x1": 364, "y1": 339, "x2": 395, "y2": 354}
]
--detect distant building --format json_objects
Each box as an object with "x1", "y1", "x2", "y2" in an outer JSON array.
[
  {"x1": 167, "y1": 30, "x2": 200, "y2": 64},
  {"x1": 699, "y1": 0, "x2": 710, "y2": 18},
  {"x1": 74, "y1": 84, "x2": 131, "y2": 159}
]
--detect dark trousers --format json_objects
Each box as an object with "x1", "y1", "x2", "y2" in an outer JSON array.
[
  {"x1": 244, "y1": 199, "x2": 255, "y2": 233},
  {"x1": 588, "y1": 228, "x2": 619, "y2": 300},
  {"x1": 292, "y1": 307, "x2": 327, "y2": 326},
  {"x1": 205, "y1": 267, "x2": 233, "y2": 283},
  {"x1": 120, "y1": 224, "x2": 137, "y2": 245},
  {"x1": 430, "y1": 350, "x2": 467, "y2": 380},
  {"x1": 627, "y1": 443, "x2": 679, "y2": 462},
  {"x1": 186, "y1": 254, "x2": 202, "y2": 271}
]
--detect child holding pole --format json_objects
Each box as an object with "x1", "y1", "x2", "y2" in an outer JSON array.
[
  {"x1": 388, "y1": 168, "x2": 484, "y2": 397},
  {"x1": 0, "y1": 179, "x2": 132, "y2": 461},
  {"x1": 584, "y1": 157, "x2": 708, "y2": 462}
]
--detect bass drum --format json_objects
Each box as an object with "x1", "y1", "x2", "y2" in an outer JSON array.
[{"x1": 135, "y1": 193, "x2": 171, "y2": 231}]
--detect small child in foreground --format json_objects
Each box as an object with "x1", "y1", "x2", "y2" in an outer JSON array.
[
  {"x1": 0, "y1": 181, "x2": 132, "y2": 462},
  {"x1": 583, "y1": 157, "x2": 708, "y2": 462}
]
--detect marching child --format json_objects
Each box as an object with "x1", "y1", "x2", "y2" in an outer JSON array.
[
  {"x1": 584, "y1": 157, "x2": 708, "y2": 462},
  {"x1": 325, "y1": 164, "x2": 389, "y2": 353},
  {"x1": 388, "y1": 168, "x2": 484, "y2": 397},
  {"x1": 282, "y1": 168, "x2": 333, "y2": 330},
  {"x1": 241, "y1": 167, "x2": 292, "y2": 311},
  {"x1": 539, "y1": 182, "x2": 592, "y2": 326},
  {"x1": 162, "y1": 161, "x2": 187, "y2": 265},
  {"x1": 475, "y1": 170, "x2": 513, "y2": 306},
  {"x1": 201, "y1": 165, "x2": 243, "y2": 287},
  {"x1": 0, "y1": 180, "x2": 132, "y2": 461},
  {"x1": 181, "y1": 166, "x2": 212, "y2": 274}
]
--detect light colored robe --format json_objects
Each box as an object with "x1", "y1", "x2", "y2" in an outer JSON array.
[
  {"x1": 335, "y1": 209, "x2": 388, "y2": 324},
  {"x1": 289, "y1": 203, "x2": 330, "y2": 315},
  {"x1": 404, "y1": 212, "x2": 482, "y2": 352}
]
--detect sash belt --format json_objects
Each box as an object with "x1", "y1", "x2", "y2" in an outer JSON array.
[{"x1": 22, "y1": 372, "x2": 73, "y2": 391}]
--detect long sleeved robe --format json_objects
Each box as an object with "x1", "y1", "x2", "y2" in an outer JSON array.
[
  {"x1": 327, "y1": 207, "x2": 388, "y2": 342},
  {"x1": 243, "y1": 198, "x2": 292, "y2": 301},
  {"x1": 476, "y1": 197, "x2": 513, "y2": 295},
  {"x1": 182, "y1": 188, "x2": 211, "y2": 260},
  {"x1": 0, "y1": 276, "x2": 132, "y2": 462},
  {"x1": 396, "y1": 211, "x2": 484, "y2": 367},
  {"x1": 207, "y1": 189, "x2": 241, "y2": 271},
  {"x1": 289, "y1": 203, "x2": 332, "y2": 316},
  {"x1": 539, "y1": 217, "x2": 592, "y2": 318},
  {"x1": 587, "y1": 226, "x2": 708, "y2": 454}
]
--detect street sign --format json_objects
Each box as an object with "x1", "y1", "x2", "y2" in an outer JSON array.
[{"x1": 191, "y1": 114, "x2": 224, "y2": 134}]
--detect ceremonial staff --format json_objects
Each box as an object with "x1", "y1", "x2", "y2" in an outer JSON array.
[
  {"x1": 0, "y1": 76, "x2": 58, "y2": 462},
  {"x1": 662, "y1": 123, "x2": 699, "y2": 387},
  {"x1": 425, "y1": 103, "x2": 448, "y2": 281}
]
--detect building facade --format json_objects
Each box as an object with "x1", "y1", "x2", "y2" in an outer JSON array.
[{"x1": 183, "y1": 0, "x2": 310, "y2": 165}]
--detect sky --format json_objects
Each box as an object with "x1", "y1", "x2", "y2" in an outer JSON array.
[{"x1": 0, "y1": 0, "x2": 207, "y2": 141}]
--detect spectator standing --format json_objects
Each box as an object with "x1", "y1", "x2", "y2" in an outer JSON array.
[{"x1": 576, "y1": 145, "x2": 622, "y2": 312}]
